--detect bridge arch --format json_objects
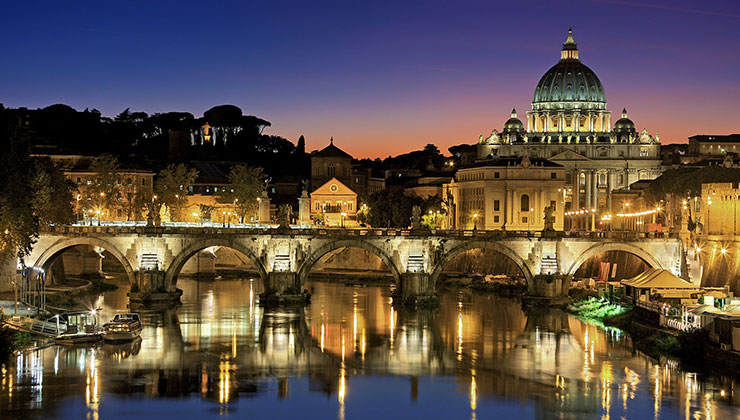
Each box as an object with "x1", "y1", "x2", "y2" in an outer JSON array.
[
  {"x1": 297, "y1": 239, "x2": 402, "y2": 286},
  {"x1": 33, "y1": 237, "x2": 136, "y2": 285},
  {"x1": 566, "y1": 242, "x2": 663, "y2": 277},
  {"x1": 430, "y1": 240, "x2": 534, "y2": 287},
  {"x1": 165, "y1": 238, "x2": 268, "y2": 288}
]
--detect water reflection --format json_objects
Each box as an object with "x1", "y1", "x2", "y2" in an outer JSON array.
[{"x1": 1, "y1": 278, "x2": 740, "y2": 419}]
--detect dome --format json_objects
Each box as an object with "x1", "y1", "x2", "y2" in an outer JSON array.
[
  {"x1": 613, "y1": 108, "x2": 636, "y2": 132},
  {"x1": 503, "y1": 109, "x2": 525, "y2": 133},
  {"x1": 532, "y1": 30, "x2": 606, "y2": 105}
]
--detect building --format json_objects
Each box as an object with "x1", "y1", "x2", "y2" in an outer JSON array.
[
  {"x1": 310, "y1": 138, "x2": 385, "y2": 197},
  {"x1": 35, "y1": 154, "x2": 155, "y2": 222},
  {"x1": 446, "y1": 156, "x2": 565, "y2": 231},
  {"x1": 310, "y1": 178, "x2": 358, "y2": 227},
  {"x1": 688, "y1": 134, "x2": 740, "y2": 157},
  {"x1": 701, "y1": 182, "x2": 740, "y2": 236},
  {"x1": 476, "y1": 30, "x2": 661, "y2": 213}
]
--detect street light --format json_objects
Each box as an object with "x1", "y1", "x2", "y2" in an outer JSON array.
[
  {"x1": 528, "y1": 207, "x2": 534, "y2": 232},
  {"x1": 341, "y1": 212, "x2": 347, "y2": 228},
  {"x1": 473, "y1": 213, "x2": 478, "y2": 230}
]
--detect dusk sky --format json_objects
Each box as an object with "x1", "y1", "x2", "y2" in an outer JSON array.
[{"x1": 3, "y1": 0, "x2": 740, "y2": 158}]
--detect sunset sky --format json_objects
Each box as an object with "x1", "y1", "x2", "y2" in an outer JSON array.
[{"x1": 3, "y1": 0, "x2": 740, "y2": 158}]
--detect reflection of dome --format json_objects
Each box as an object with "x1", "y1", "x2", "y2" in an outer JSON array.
[
  {"x1": 503, "y1": 109, "x2": 524, "y2": 133},
  {"x1": 532, "y1": 30, "x2": 606, "y2": 105},
  {"x1": 613, "y1": 108, "x2": 636, "y2": 133}
]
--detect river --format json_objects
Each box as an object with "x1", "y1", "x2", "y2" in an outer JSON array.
[{"x1": 1, "y1": 276, "x2": 739, "y2": 419}]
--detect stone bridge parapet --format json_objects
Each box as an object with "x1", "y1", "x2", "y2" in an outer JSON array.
[{"x1": 16, "y1": 226, "x2": 684, "y2": 303}]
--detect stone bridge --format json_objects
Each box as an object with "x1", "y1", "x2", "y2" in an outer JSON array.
[{"x1": 22, "y1": 226, "x2": 685, "y2": 302}]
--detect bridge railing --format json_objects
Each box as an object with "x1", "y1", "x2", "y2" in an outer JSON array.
[{"x1": 41, "y1": 225, "x2": 679, "y2": 240}]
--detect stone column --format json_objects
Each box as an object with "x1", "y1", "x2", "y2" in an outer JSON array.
[
  {"x1": 298, "y1": 190, "x2": 311, "y2": 225},
  {"x1": 591, "y1": 171, "x2": 598, "y2": 210},
  {"x1": 606, "y1": 170, "x2": 613, "y2": 211},
  {"x1": 573, "y1": 170, "x2": 580, "y2": 211},
  {"x1": 585, "y1": 170, "x2": 592, "y2": 211},
  {"x1": 574, "y1": 112, "x2": 580, "y2": 133},
  {"x1": 258, "y1": 191, "x2": 271, "y2": 224}
]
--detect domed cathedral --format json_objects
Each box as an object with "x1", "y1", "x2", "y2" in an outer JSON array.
[{"x1": 477, "y1": 30, "x2": 662, "y2": 213}]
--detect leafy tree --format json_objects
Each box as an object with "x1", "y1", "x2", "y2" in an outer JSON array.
[
  {"x1": 217, "y1": 165, "x2": 266, "y2": 222},
  {"x1": 365, "y1": 190, "x2": 424, "y2": 228},
  {"x1": 155, "y1": 164, "x2": 199, "y2": 222},
  {"x1": 77, "y1": 154, "x2": 123, "y2": 221},
  {"x1": 30, "y1": 158, "x2": 75, "y2": 225},
  {"x1": 0, "y1": 112, "x2": 38, "y2": 260}
]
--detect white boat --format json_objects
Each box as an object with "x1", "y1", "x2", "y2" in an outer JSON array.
[
  {"x1": 103, "y1": 313, "x2": 142, "y2": 342},
  {"x1": 54, "y1": 310, "x2": 103, "y2": 344}
]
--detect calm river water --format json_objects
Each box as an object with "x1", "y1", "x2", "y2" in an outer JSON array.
[{"x1": 2, "y1": 277, "x2": 740, "y2": 420}]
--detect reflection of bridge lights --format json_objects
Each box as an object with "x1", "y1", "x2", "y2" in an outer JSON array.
[{"x1": 219, "y1": 358, "x2": 232, "y2": 405}]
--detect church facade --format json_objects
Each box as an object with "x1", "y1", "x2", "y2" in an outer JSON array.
[{"x1": 476, "y1": 30, "x2": 662, "y2": 212}]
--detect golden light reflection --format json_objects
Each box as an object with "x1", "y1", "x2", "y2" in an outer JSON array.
[
  {"x1": 321, "y1": 323, "x2": 326, "y2": 352},
  {"x1": 470, "y1": 369, "x2": 477, "y2": 411},
  {"x1": 85, "y1": 350, "x2": 100, "y2": 420},
  {"x1": 338, "y1": 362, "x2": 347, "y2": 420},
  {"x1": 218, "y1": 357, "x2": 231, "y2": 405}
]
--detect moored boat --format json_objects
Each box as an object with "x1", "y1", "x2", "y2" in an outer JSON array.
[
  {"x1": 54, "y1": 310, "x2": 103, "y2": 344},
  {"x1": 103, "y1": 313, "x2": 142, "y2": 342}
]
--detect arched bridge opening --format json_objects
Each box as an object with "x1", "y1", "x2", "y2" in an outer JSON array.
[
  {"x1": 165, "y1": 239, "x2": 268, "y2": 294},
  {"x1": 33, "y1": 237, "x2": 136, "y2": 286},
  {"x1": 430, "y1": 241, "x2": 534, "y2": 291},
  {"x1": 566, "y1": 243, "x2": 663, "y2": 281},
  {"x1": 297, "y1": 240, "x2": 401, "y2": 288}
]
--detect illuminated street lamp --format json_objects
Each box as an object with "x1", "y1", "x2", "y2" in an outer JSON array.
[
  {"x1": 341, "y1": 212, "x2": 347, "y2": 228},
  {"x1": 473, "y1": 213, "x2": 478, "y2": 230}
]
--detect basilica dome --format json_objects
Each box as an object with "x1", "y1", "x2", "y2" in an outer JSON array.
[
  {"x1": 613, "y1": 108, "x2": 635, "y2": 131},
  {"x1": 532, "y1": 30, "x2": 606, "y2": 106},
  {"x1": 503, "y1": 109, "x2": 524, "y2": 133}
]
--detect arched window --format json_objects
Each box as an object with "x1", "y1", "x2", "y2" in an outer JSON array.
[
  {"x1": 599, "y1": 172, "x2": 606, "y2": 185},
  {"x1": 566, "y1": 172, "x2": 573, "y2": 185},
  {"x1": 520, "y1": 194, "x2": 530, "y2": 211}
]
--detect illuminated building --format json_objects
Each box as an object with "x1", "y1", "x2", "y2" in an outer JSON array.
[
  {"x1": 310, "y1": 138, "x2": 384, "y2": 197},
  {"x1": 446, "y1": 156, "x2": 565, "y2": 230},
  {"x1": 310, "y1": 178, "x2": 358, "y2": 227},
  {"x1": 476, "y1": 30, "x2": 661, "y2": 213}
]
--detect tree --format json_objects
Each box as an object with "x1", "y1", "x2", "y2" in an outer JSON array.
[
  {"x1": 31, "y1": 158, "x2": 75, "y2": 225},
  {"x1": 155, "y1": 164, "x2": 199, "y2": 222},
  {"x1": 0, "y1": 111, "x2": 38, "y2": 260},
  {"x1": 217, "y1": 165, "x2": 266, "y2": 222},
  {"x1": 365, "y1": 190, "x2": 424, "y2": 228},
  {"x1": 78, "y1": 154, "x2": 123, "y2": 221}
]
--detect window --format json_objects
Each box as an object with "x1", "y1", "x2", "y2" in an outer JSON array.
[
  {"x1": 328, "y1": 165, "x2": 336, "y2": 177},
  {"x1": 494, "y1": 172, "x2": 500, "y2": 179},
  {"x1": 348, "y1": 202, "x2": 353, "y2": 211},
  {"x1": 566, "y1": 172, "x2": 572, "y2": 185},
  {"x1": 522, "y1": 216, "x2": 528, "y2": 223},
  {"x1": 599, "y1": 173, "x2": 606, "y2": 185},
  {"x1": 520, "y1": 194, "x2": 530, "y2": 211},
  {"x1": 494, "y1": 215, "x2": 499, "y2": 223},
  {"x1": 493, "y1": 200, "x2": 500, "y2": 211},
  {"x1": 550, "y1": 172, "x2": 556, "y2": 179},
  {"x1": 142, "y1": 178, "x2": 147, "y2": 186},
  {"x1": 640, "y1": 147, "x2": 648, "y2": 157}
]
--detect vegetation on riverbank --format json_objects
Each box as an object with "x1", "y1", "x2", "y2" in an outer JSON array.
[
  {"x1": 568, "y1": 297, "x2": 627, "y2": 320},
  {"x1": 0, "y1": 328, "x2": 33, "y2": 362}
]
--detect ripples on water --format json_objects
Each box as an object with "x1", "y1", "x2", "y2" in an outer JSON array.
[{"x1": 1, "y1": 277, "x2": 739, "y2": 419}]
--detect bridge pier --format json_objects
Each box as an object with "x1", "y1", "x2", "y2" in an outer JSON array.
[
  {"x1": 130, "y1": 270, "x2": 183, "y2": 304},
  {"x1": 523, "y1": 274, "x2": 572, "y2": 306},
  {"x1": 261, "y1": 271, "x2": 309, "y2": 304},
  {"x1": 395, "y1": 272, "x2": 438, "y2": 307}
]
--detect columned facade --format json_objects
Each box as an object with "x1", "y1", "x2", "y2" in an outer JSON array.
[{"x1": 476, "y1": 30, "x2": 661, "y2": 219}]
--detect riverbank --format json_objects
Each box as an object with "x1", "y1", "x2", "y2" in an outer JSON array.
[{"x1": 566, "y1": 296, "x2": 720, "y2": 372}]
